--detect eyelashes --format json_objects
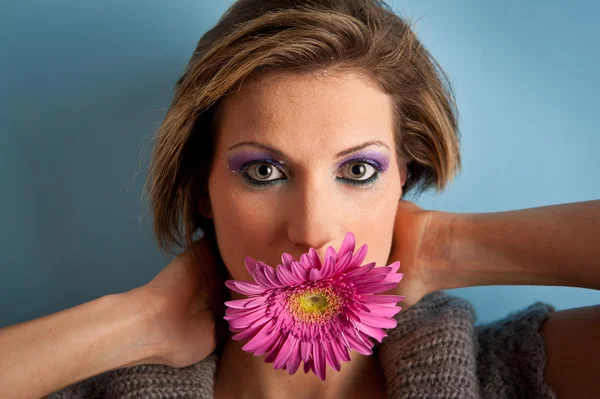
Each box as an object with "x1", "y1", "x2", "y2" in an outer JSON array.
[{"x1": 237, "y1": 157, "x2": 385, "y2": 188}]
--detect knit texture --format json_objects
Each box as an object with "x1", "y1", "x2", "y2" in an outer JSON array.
[{"x1": 49, "y1": 291, "x2": 557, "y2": 399}]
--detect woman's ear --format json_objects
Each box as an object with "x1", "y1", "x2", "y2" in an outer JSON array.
[
  {"x1": 398, "y1": 156, "x2": 410, "y2": 188},
  {"x1": 198, "y1": 197, "x2": 213, "y2": 219}
]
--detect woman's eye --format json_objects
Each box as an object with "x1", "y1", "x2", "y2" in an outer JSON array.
[
  {"x1": 245, "y1": 162, "x2": 285, "y2": 182},
  {"x1": 339, "y1": 162, "x2": 377, "y2": 181}
]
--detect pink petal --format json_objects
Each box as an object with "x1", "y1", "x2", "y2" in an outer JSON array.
[
  {"x1": 313, "y1": 342, "x2": 326, "y2": 380},
  {"x1": 309, "y1": 268, "x2": 322, "y2": 281},
  {"x1": 344, "y1": 262, "x2": 376, "y2": 279},
  {"x1": 344, "y1": 332, "x2": 373, "y2": 355},
  {"x1": 242, "y1": 321, "x2": 277, "y2": 353},
  {"x1": 351, "y1": 273, "x2": 387, "y2": 286},
  {"x1": 331, "y1": 337, "x2": 351, "y2": 362},
  {"x1": 337, "y1": 232, "x2": 356, "y2": 261},
  {"x1": 363, "y1": 302, "x2": 402, "y2": 317},
  {"x1": 300, "y1": 340, "x2": 312, "y2": 363},
  {"x1": 252, "y1": 264, "x2": 278, "y2": 289},
  {"x1": 355, "y1": 322, "x2": 387, "y2": 343},
  {"x1": 387, "y1": 261, "x2": 401, "y2": 273},
  {"x1": 299, "y1": 253, "x2": 314, "y2": 269},
  {"x1": 303, "y1": 359, "x2": 313, "y2": 374},
  {"x1": 349, "y1": 244, "x2": 368, "y2": 268},
  {"x1": 285, "y1": 338, "x2": 302, "y2": 374},
  {"x1": 357, "y1": 282, "x2": 401, "y2": 295},
  {"x1": 361, "y1": 294, "x2": 406, "y2": 304},
  {"x1": 273, "y1": 337, "x2": 295, "y2": 369},
  {"x1": 264, "y1": 335, "x2": 284, "y2": 363},
  {"x1": 380, "y1": 272, "x2": 404, "y2": 285},
  {"x1": 358, "y1": 313, "x2": 398, "y2": 329},
  {"x1": 335, "y1": 251, "x2": 352, "y2": 272},
  {"x1": 262, "y1": 264, "x2": 283, "y2": 287},
  {"x1": 276, "y1": 264, "x2": 302, "y2": 286},
  {"x1": 244, "y1": 256, "x2": 258, "y2": 275},
  {"x1": 225, "y1": 307, "x2": 267, "y2": 329},
  {"x1": 325, "y1": 245, "x2": 337, "y2": 262},
  {"x1": 231, "y1": 315, "x2": 270, "y2": 340},
  {"x1": 224, "y1": 296, "x2": 267, "y2": 309},
  {"x1": 325, "y1": 341, "x2": 341, "y2": 371},
  {"x1": 225, "y1": 280, "x2": 266, "y2": 295},
  {"x1": 308, "y1": 248, "x2": 322, "y2": 269},
  {"x1": 320, "y1": 255, "x2": 336, "y2": 279},
  {"x1": 291, "y1": 261, "x2": 308, "y2": 280},
  {"x1": 281, "y1": 253, "x2": 296, "y2": 268}
]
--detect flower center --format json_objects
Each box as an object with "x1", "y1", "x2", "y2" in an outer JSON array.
[{"x1": 288, "y1": 287, "x2": 343, "y2": 324}]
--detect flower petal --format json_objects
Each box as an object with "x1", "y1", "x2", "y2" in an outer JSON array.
[
  {"x1": 344, "y1": 332, "x2": 373, "y2": 355},
  {"x1": 301, "y1": 340, "x2": 312, "y2": 363},
  {"x1": 224, "y1": 296, "x2": 267, "y2": 309},
  {"x1": 361, "y1": 294, "x2": 406, "y2": 304},
  {"x1": 276, "y1": 264, "x2": 303, "y2": 286},
  {"x1": 363, "y1": 302, "x2": 402, "y2": 317},
  {"x1": 242, "y1": 321, "x2": 276, "y2": 351},
  {"x1": 313, "y1": 342, "x2": 326, "y2": 380},
  {"x1": 273, "y1": 336, "x2": 296, "y2": 370},
  {"x1": 325, "y1": 340, "x2": 341, "y2": 371},
  {"x1": 225, "y1": 307, "x2": 267, "y2": 329},
  {"x1": 337, "y1": 232, "x2": 356, "y2": 261},
  {"x1": 309, "y1": 268, "x2": 322, "y2": 281},
  {"x1": 355, "y1": 322, "x2": 387, "y2": 343},
  {"x1": 325, "y1": 245, "x2": 337, "y2": 262},
  {"x1": 344, "y1": 262, "x2": 376, "y2": 279},
  {"x1": 291, "y1": 261, "x2": 308, "y2": 280},
  {"x1": 286, "y1": 338, "x2": 302, "y2": 375},
  {"x1": 252, "y1": 263, "x2": 278, "y2": 289},
  {"x1": 335, "y1": 251, "x2": 352, "y2": 272},
  {"x1": 349, "y1": 243, "x2": 368, "y2": 269},
  {"x1": 225, "y1": 280, "x2": 266, "y2": 295},
  {"x1": 331, "y1": 337, "x2": 351, "y2": 362},
  {"x1": 264, "y1": 334, "x2": 284, "y2": 363},
  {"x1": 281, "y1": 253, "x2": 296, "y2": 268},
  {"x1": 262, "y1": 264, "x2": 283, "y2": 287},
  {"x1": 320, "y1": 255, "x2": 336, "y2": 279},
  {"x1": 357, "y1": 281, "x2": 401, "y2": 295},
  {"x1": 358, "y1": 313, "x2": 398, "y2": 329},
  {"x1": 308, "y1": 248, "x2": 322, "y2": 269},
  {"x1": 244, "y1": 256, "x2": 258, "y2": 275}
]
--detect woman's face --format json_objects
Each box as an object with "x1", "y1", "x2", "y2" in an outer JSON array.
[{"x1": 206, "y1": 70, "x2": 406, "y2": 283}]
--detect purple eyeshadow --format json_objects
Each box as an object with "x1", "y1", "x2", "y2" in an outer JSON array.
[
  {"x1": 339, "y1": 151, "x2": 390, "y2": 172},
  {"x1": 226, "y1": 150, "x2": 284, "y2": 172},
  {"x1": 227, "y1": 149, "x2": 390, "y2": 174}
]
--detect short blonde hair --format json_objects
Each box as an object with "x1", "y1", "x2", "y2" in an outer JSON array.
[{"x1": 145, "y1": 0, "x2": 461, "y2": 254}]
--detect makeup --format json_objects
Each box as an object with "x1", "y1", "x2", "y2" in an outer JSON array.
[
  {"x1": 226, "y1": 150, "x2": 286, "y2": 173},
  {"x1": 338, "y1": 150, "x2": 390, "y2": 172}
]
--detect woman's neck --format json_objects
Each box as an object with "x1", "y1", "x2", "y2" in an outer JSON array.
[{"x1": 213, "y1": 337, "x2": 387, "y2": 399}]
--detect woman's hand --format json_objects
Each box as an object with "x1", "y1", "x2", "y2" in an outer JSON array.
[
  {"x1": 386, "y1": 200, "x2": 449, "y2": 308},
  {"x1": 138, "y1": 238, "x2": 227, "y2": 368}
]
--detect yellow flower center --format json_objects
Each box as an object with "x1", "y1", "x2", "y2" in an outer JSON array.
[{"x1": 288, "y1": 287, "x2": 343, "y2": 324}]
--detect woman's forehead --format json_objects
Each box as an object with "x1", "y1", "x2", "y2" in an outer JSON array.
[{"x1": 215, "y1": 71, "x2": 396, "y2": 160}]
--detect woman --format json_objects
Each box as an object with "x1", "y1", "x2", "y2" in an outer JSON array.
[{"x1": 1, "y1": 0, "x2": 598, "y2": 398}]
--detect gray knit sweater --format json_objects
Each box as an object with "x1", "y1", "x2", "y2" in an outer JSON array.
[{"x1": 48, "y1": 291, "x2": 557, "y2": 398}]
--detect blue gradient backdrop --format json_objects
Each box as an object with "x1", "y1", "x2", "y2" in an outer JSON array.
[{"x1": 1, "y1": 0, "x2": 598, "y2": 327}]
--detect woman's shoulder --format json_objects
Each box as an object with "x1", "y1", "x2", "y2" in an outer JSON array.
[
  {"x1": 377, "y1": 290, "x2": 557, "y2": 398},
  {"x1": 48, "y1": 353, "x2": 218, "y2": 399}
]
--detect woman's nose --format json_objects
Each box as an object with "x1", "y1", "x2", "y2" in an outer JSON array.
[{"x1": 285, "y1": 179, "x2": 338, "y2": 253}]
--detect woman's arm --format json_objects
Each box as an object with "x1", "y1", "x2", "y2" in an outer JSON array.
[
  {"x1": 431, "y1": 199, "x2": 600, "y2": 290},
  {"x1": 425, "y1": 199, "x2": 600, "y2": 398},
  {"x1": 0, "y1": 288, "x2": 159, "y2": 399}
]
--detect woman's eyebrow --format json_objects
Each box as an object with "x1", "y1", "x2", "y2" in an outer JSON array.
[{"x1": 227, "y1": 140, "x2": 391, "y2": 159}]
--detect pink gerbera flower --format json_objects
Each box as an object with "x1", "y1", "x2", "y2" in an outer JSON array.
[{"x1": 223, "y1": 232, "x2": 405, "y2": 380}]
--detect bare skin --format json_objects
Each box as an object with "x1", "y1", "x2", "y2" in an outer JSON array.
[{"x1": 206, "y1": 70, "x2": 407, "y2": 399}]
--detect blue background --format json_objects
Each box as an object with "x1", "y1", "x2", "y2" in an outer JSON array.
[{"x1": 1, "y1": 0, "x2": 598, "y2": 327}]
